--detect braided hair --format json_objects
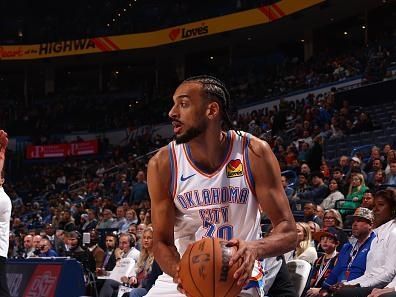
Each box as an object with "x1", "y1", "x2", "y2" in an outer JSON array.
[{"x1": 182, "y1": 75, "x2": 233, "y2": 130}]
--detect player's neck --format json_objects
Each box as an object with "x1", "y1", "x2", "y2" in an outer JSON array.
[{"x1": 187, "y1": 128, "x2": 228, "y2": 173}]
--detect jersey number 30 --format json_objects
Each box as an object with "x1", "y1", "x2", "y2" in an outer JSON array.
[{"x1": 203, "y1": 221, "x2": 233, "y2": 240}]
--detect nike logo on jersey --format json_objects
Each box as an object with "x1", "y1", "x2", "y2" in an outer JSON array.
[{"x1": 180, "y1": 174, "x2": 196, "y2": 181}]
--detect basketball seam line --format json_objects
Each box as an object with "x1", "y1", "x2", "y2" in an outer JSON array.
[{"x1": 189, "y1": 244, "x2": 204, "y2": 297}]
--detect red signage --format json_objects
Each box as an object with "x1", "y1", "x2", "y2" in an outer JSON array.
[
  {"x1": 26, "y1": 140, "x2": 98, "y2": 159},
  {"x1": 23, "y1": 265, "x2": 61, "y2": 297}
]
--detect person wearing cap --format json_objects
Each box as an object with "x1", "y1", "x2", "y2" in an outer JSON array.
[
  {"x1": 330, "y1": 189, "x2": 396, "y2": 297},
  {"x1": 306, "y1": 228, "x2": 339, "y2": 297},
  {"x1": 296, "y1": 172, "x2": 311, "y2": 194},
  {"x1": 319, "y1": 207, "x2": 375, "y2": 296},
  {"x1": 297, "y1": 171, "x2": 329, "y2": 206},
  {"x1": 340, "y1": 173, "x2": 368, "y2": 215},
  {"x1": 346, "y1": 157, "x2": 367, "y2": 183}
]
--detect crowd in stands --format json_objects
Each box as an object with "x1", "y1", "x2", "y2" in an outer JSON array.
[{"x1": 1, "y1": 36, "x2": 395, "y2": 138}]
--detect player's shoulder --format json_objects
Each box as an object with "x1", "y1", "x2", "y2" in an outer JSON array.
[
  {"x1": 236, "y1": 130, "x2": 272, "y2": 155},
  {"x1": 148, "y1": 144, "x2": 171, "y2": 171}
]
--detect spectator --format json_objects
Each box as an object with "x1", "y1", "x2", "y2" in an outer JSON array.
[
  {"x1": 54, "y1": 230, "x2": 66, "y2": 256},
  {"x1": 135, "y1": 224, "x2": 146, "y2": 251},
  {"x1": 334, "y1": 189, "x2": 396, "y2": 296},
  {"x1": 320, "y1": 207, "x2": 375, "y2": 294},
  {"x1": 22, "y1": 235, "x2": 35, "y2": 258},
  {"x1": 385, "y1": 150, "x2": 396, "y2": 175},
  {"x1": 286, "y1": 222, "x2": 317, "y2": 265},
  {"x1": 366, "y1": 158, "x2": 384, "y2": 185},
  {"x1": 367, "y1": 169, "x2": 386, "y2": 191},
  {"x1": 87, "y1": 229, "x2": 105, "y2": 269},
  {"x1": 81, "y1": 209, "x2": 98, "y2": 232},
  {"x1": 281, "y1": 175, "x2": 295, "y2": 205},
  {"x1": 97, "y1": 209, "x2": 115, "y2": 229},
  {"x1": 44, "y1": 224, "x2": 56, "y2": 246},
  {"x1": 58, "y1": 210, "x2": 76, "y2": 232},
  {"x1": 120, "y1": 209, "x2": 138, "y2": 233},
  {"x1": 306, "y1": 227, "x2": 340, "y2": 297},
  {"x1": 316, "y1": 205, "x2": 325, "y2": 221},
  {"x1": 338, "y1": 156, "x2": 350, "y2": 175},
  {"x1": 361, "y1": 191, "x2": 375, "y2": 210},
  {"x1": 99, "y1": 233, "x2": 118, "y2": 273},
  {"x1": 332, "y1": 167, "x2": 348, "y2": 195},
  {"x1": 99, "y1": 233, "x2": 140, "y2": 297},
  {"x1": 129, "y1": 171, "x2": 149, "y2": 206},
  {"x1": 66, "y1": 231, "x2": 95, "y2": 272},
  {"x1": 37, "y1": 238, "x2": 58, "y2": 257},
  {"x1": 298, "y1": 171, "x2": 329, "y2": 205},
  {"x1": 304, "y1": 202, "x2": 323, "y2": 227},
  {"x1": 385, "y1": 160, "x2": 396, "y2": 185},
  {"x1": 32, "y1": 235, "x2": 42, "y2": 252},
  {"x1": 322, "y1": 209, "x2": 349, "y2": 250},
  {"x1": 138, "y1": 210, "x2": 146, "y2": 225},
  {"x1": 111, "y1": 206, "x2": 127, "y2": 230},
  {"x1": 340, "y1": 173, "x2": 368, "y2": 215},
  {"x1": 121, "y1": 227, "x2": 162, "y2": 297},
  {"x1": 128, "y1": 224, "x2": 137, "y2": 236},
  {"x1": 320, "y1": 179, "x2": 345, "y2": 210},
  {"x1": 296, "y1": 173, "x2": 311, "y2": 194}
]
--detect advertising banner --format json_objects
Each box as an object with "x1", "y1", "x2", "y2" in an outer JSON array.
[
  {"x1": 26, "y1": 140, "x2": 98, "y2": 159},
  {"x1": 0, "y1": 0, "x2": 323, "y2": 60}
]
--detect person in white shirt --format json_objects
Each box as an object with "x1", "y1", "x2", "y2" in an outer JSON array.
[
  {"x1": 0, "y1": 130, "x2": 11, "y2": 297},
  {"x1": 332, "y1": 189, "x2": 396, "y2": 297},
  {"x1": 99, "y1": 233, "x2": 140, "y2": 297}
]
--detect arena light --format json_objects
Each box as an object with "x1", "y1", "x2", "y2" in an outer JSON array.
[
  {"x1": 343, "y1": 31, "x2": 348, "y2": 36},
  {"x1": 362, "y1": 25, "x2": 366, "y2": 29}
]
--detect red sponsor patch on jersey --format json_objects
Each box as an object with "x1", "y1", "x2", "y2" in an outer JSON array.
[{"x1": 226, "y1": 159, "x2": 243, "y2": 178}]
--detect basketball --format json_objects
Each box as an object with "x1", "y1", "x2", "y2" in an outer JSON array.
[{"x1": 179, "y1": 237, "x2": 242, "y2": 297}]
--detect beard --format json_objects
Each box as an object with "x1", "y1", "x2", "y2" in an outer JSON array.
[{"x1": 175, "y1": 120, "x2": 207, "y2": 144}]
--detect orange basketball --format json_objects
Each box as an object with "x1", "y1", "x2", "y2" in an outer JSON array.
[{"x1": 179, "y1": 237, "x2": 243, "y2": 297}]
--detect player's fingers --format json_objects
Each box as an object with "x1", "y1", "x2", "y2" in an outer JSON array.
[
  {"x1": 226, "y1": 239, "x2": 239, "y2": 247},
  {"x1": 229, "y1": 245, "x2": 245, "y2": 266}
]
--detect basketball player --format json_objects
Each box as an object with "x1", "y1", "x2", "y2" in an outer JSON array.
[
  {"x1": 146, "y1": 76, "x2": 297, "y2": 297},
  {"x1": 0, "y1": 130, "x2": 11, "y2": 297}
]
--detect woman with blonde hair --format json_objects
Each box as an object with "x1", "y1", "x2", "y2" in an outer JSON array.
[
  {"x1": 340, "y1": 173, "x2": 368, "y2": 215},
  {"x1": 286, "y1": 222, "x2": 317, "y2": 265}
]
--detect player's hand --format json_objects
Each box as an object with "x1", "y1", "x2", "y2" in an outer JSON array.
[
  {"x1": 227, "y1": 238, "x2": 257, "y2": 287},
  {"x1": 173, "y1": 264, "x2": 192, "y2": 297},
  {"x1": 368, "y1": 288, "x2": 395, "y2": 297},
  {"x1": 120, "y1": 276, "x2": 129, "y2": 283}
]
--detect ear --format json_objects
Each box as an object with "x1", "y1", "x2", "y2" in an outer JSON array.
[{"x1": 206, "y1": 101, "x2": 220, "y2": 120}]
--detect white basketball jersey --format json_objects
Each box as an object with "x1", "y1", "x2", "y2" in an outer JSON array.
[{"x1": 167, "y1": 130, "x2": 261, "y2": 255}]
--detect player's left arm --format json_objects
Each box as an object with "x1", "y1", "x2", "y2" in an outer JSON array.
[{"x1": 229, "y1": 136, "x2": 297, "y2": 286}]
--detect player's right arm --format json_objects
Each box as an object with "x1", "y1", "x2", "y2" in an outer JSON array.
[{"x1": 147, "y1": 147, "x2": 180, "y2": 279}]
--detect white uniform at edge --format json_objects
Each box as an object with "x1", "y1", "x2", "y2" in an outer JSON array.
[
  {"x1": 0, "y1": 187, "x2": 12, "y2": 258},
  {"x1": 147, "y1": 131, "x2": 263, "y2": 297},
  {"x1": 173, "y1": 130, "x2": 261, "y2": 255}
]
